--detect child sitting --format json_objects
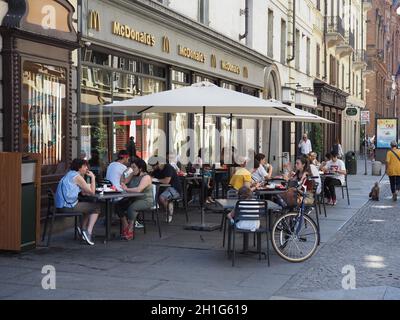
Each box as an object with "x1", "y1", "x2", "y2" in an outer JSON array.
[{"x1": 226, "y1": 186, "x2": 260, "y2": 231}]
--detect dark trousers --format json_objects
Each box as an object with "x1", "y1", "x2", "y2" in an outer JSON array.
[
  {"x1": 324, "y1": 177, "x2": 342, "y2": 200},
  {"x1": 389, "y1": 176, "x2": 400, "y2": 194}
]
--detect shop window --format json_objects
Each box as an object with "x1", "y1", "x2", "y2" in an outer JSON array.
[
  {"x1": 142, "y1": 78, "x2": 166, "y2": 95},
  {"x1": 82, "y1": 48, "x2": 111, "y2": 66},
  {"x1": 113, "y1": 73, "x2": 140, "y2": 99},
  {"x1": 221, "y1": 82, "x2": 237, "y2": 91},
  {"x1": 22, "y1": 62, "x2": 67, "y2": 174},
  {"x1": 172, "y1": 69, "x2": 190, "y2": 85},
  {"x1": 194, "y1": 75, "x2": 216, "y2": 84},
  {"x1": 113, "y1": 56, "x2": 138, "y2": 73},
  {"x1": 80, "y1": 66, "x2": 112, "y2": 172},
  {"x1": 194, "y1": 114, "x2": 217, "y2": 164},
  {"x1": 142, "y1": 62, "x2": 166, "y2": 78}
]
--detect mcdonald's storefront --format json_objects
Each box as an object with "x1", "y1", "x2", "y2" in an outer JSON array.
[{"x1": 80, "y1": 0, "x2": 274, "y2": 172}]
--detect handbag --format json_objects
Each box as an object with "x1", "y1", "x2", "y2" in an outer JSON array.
[{"x1": 275, "y1": 187, "x2": 298, "y2": 208}]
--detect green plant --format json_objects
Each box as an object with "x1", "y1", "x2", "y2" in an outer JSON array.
[{"x1": 312, "y1": 123, "x2": 323, "y2": 158}]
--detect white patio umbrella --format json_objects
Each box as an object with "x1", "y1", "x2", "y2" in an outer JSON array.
[
  {"x1": 105, "y1": 81, "x2": 292, "y2": 116},
  {"x1": 104, "y1": 82, "x2": 330, "y2": 230}
]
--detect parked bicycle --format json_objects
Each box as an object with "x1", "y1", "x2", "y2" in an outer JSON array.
[{"x1": 271, "y1": 180, "x2": 319, "y2": 262}]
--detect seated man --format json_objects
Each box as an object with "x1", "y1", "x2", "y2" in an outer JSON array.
[
  {"x1": 229, "y1": 156, "x2": 260, "y2": 191},
  {"x1": 322, "y1": 151, "x2": 347, "y2": 205},
  {"x1": 149, "y1": 156, "x2": 182, "y2": 223}
]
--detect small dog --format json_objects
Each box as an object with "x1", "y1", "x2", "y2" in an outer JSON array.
[{"x1": 369, "y1": 182, "x2": 380, "y2": 201}]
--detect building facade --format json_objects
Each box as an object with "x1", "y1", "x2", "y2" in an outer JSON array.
[{"x1": 365, "y1": 0, "x2": 400, "y2": 141}]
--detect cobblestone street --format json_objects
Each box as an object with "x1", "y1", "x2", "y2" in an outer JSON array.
[{"x1": 273, "y1": 180, "x2": 400, "y2": 299}]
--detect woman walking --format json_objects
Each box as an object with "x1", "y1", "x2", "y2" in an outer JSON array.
[{"x1": 385, "y1": 141, "x2": 400, "y2": 201}]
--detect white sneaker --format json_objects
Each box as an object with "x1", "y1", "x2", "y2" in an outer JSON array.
[
  {"x1": 135, "y1": 221, "x2": 144, "y2": 229},
  {"x1": 167, "y1": 202, "x2": 174, "y2": 223},
  {"x1": 82, "y1": 230, "x2": 95, "y2": 246}
]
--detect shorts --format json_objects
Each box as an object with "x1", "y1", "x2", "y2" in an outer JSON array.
[{"x1": 160, "y1": 187, "x2": 181, "y2": 201}]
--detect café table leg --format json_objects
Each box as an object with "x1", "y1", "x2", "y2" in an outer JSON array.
[{"x1": 106, "y1": 200, "x2": 111, "y2": 241}]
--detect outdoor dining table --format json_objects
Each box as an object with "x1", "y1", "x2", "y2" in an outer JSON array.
[
  {"x1": 179, "y1": 174, "x2": 205, "y2": 211},
  {"x1": 90, "y1": 191, "x2": 144, "y2": 242}
]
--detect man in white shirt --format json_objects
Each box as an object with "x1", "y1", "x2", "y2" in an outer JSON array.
[
  {"x1": 298, "y1": 133, "x2": 312, "y2": 156},
  {"x1": 106, "y1": 150, "x2": 130, "y2": 191},
  {"x1": 322, "y1": 151, "x2": 347, "y2": 205}
]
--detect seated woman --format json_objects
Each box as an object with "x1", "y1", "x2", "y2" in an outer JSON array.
[
  {"x1": 322, "y1": 151, "x2": 347, "y2": 205},
  {"x1": 55, "y1": 159, "x2": 101, "y2": 246},
  {"x1": 120, "y1": 158, "x2": 153, "y2": 240},
  {"x1": 320, "y1": 152, "x2": 332, "y2": 169},
  {"x1": 309, "y1": 152, "x2": 321, "y2": 168},
  {"x1": 286, "y1": 156, "x2": 315, "y2": 205},
  {"x1": 252, "y1": 153, "x2": 273, "y2": 183}
]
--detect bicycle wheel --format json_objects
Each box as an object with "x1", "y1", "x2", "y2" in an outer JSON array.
[{"x1": 271, "y1": 212, "x2": 319, "y2": 263}]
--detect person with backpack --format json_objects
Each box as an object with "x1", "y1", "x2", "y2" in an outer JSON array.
[
  {"x1": 385, "y1": 140, "x2": 400, "y2": 201},
  {"x1": 332, "y1": 138, "x2": 344, "y2": 159}
]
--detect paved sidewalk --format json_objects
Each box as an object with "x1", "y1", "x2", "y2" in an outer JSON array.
[
  {"x1": 271, "y1": 179, "x2": 400, "y2": 300},
  {"x1": 0, "y1": 159, "x2": 395, "y2": 300}
]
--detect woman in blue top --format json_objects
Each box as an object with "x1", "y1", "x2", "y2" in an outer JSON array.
[{"x1": 55, "y1": 159, "x2": 101, "y2": 245}]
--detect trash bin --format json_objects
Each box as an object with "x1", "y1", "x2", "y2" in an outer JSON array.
[
  {"x1": 372, "y1": 161, "x2": 382, "y2": 176},
  {"x1": 345, "y1": 151, "x2": 357, "y2": 175}
]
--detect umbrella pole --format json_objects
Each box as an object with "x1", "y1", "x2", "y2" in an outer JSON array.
[
  {"x1": 229, "y1": 113, "x2": 233, "y2": 150},
  {"x1": 268, "y1": 118, "x2": 272, "y2": 164},
  {"x1": 201, "y1": 106, "x2": 205, "y2": 225},
  {"x1": 184, "y1": 106, "x2": 219, "y2": 231}
]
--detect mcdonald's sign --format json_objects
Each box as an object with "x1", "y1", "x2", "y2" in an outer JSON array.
[
  {"x1": 162, "y1": 36, "x2": 170, "y2": 53},
  {"x1": 243, "y1": 66, "x2": 248, "y2": 78},
  {"x1": 210, "y1": 54, "x2": 217, "y2": 68},
  {"x1": 89, "y1": 10, "x2": 100, "y2": 31}
]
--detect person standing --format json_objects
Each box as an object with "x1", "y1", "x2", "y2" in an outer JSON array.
[
  {"x1": 332, "y1": 138, "x2": 344, "y2": 159},
  {"x1": 385, "y1": 140, "x2": 400, "y2": 201},
  {"x1": 126, "y1": 136, "x2": 137, "y2": 160},
  {"x1": 298, "y1": 133, "x2": 312, "y2": 156}
]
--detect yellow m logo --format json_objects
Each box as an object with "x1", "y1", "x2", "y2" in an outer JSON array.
[
  {"x1": 211, "y1": 54, "x2": 217, "y2": 68},
  {"x1": 89, "y1": 10, "x2": 100, "y2": 31},
  {"x1": 243, "y1": 66, "x2": 248, "y2": 78},
  {"x1": 162, "y1": 36, "x2": 170, "y2": 53}
]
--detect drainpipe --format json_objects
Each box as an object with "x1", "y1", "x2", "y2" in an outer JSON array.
[
  {"x1": 239, "y1": 0, "x2": 249, "y2": 40},
  {"x1": 77, "y1": 0, "x2": 82, "y2": 159},
  {"x1": 287, "y1": 0, "x2": 296, "y2": 63},
  {"x1": 323, "y1": 0, "x2": 327, "y2": 80}
]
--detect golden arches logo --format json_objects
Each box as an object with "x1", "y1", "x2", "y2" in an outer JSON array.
[
  {"x1": 89, "y1": 10, "x2": 100, "y2": 31},
  {"x1": 243, "y1": 66, "x2": 248, "y2": 78},
  {"x1": 211, "y1": 54, "x2": 217, "y2": 68},
  {"x1": 162, "y1": 36, "x2": 170, "y2": 53}
]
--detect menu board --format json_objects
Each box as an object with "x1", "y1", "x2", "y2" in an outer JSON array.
[{"x1": 376, "y1": 118, "x2": 398, "y2": 149}]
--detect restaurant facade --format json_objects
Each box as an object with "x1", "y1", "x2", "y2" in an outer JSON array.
[{"x1": 79, "y1": 0, "x2": 282, "y2": 174}]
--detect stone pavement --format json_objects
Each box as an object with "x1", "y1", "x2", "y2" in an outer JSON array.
[{"x1": 1, "y1": 159, "x2": 398, "y2": 300}]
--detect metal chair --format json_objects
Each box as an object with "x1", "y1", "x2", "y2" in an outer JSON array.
[
  {"x1": 221, "y1": 188, "x2": 239, "y2": 246},
  {"x1": 137, "y1": 184, "x2": 162, "y2": 238},
  {"x1": 339, "y1": 175, "x2": 350, "y2": 205},
  {"x1": 227, "y1": 199, "x2": 270, "y2": 267},
  {"x1": 42, "y1": 189, "x2": 83, "y2": 247}
]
